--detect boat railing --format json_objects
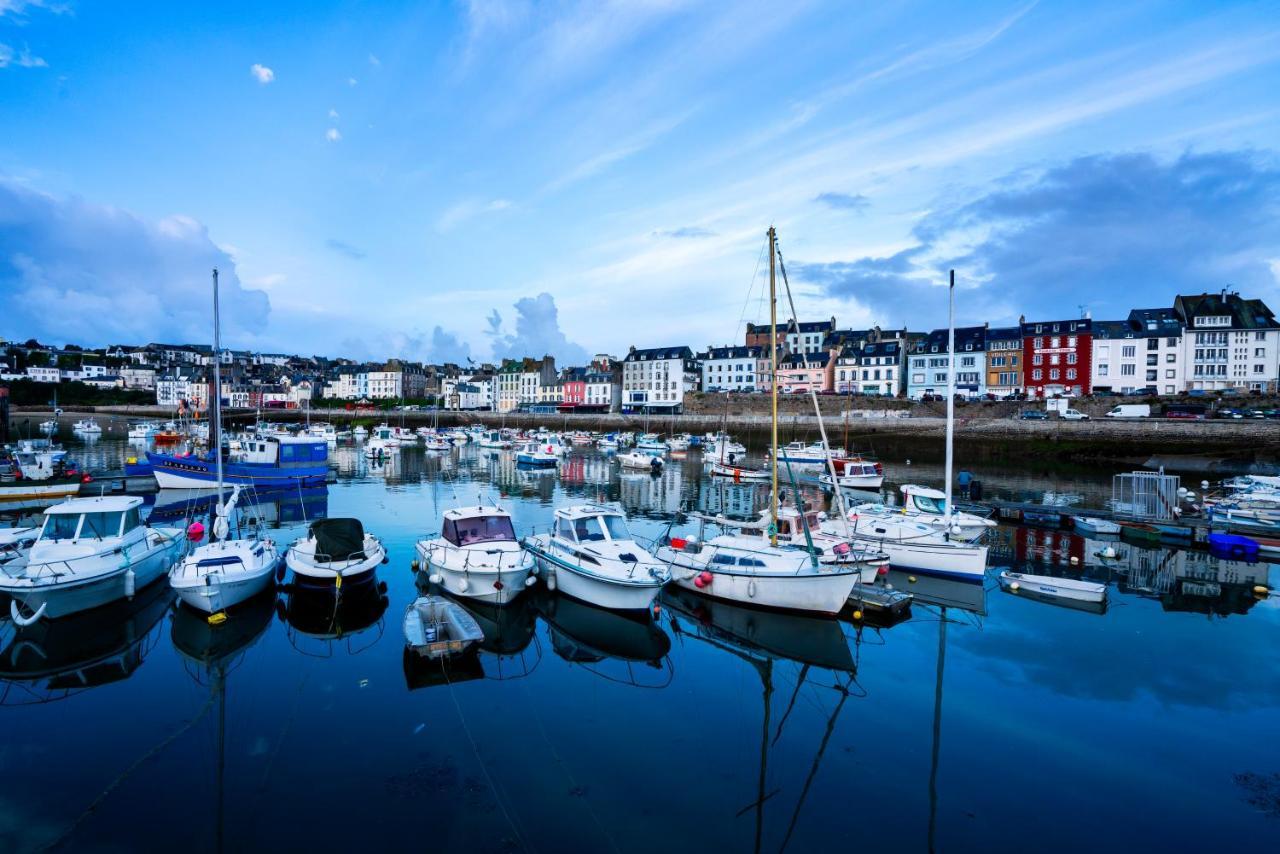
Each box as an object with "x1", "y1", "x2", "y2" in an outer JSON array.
[
  {"x1": 292, "y1": 535, "x2": 380, "y2": 569},
  {"x1": 423, "y1": 536, "x2": 531, "y2": 570}
]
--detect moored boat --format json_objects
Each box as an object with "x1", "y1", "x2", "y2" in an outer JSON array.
[
  {"x1": 148, "y1": 434, "x2": 328, "y2": 489},
  {"x1": 286, "y1": 518, "x2": 386, "y2": 590},
  {"x1": 403, "y1": 595, "x2": 485, "y2": 659},
  {"x1": 999, "y1": 570, "x2": 1108, "y2": 604},
  {"x1": 1073, "y1": 516, "x2": 1121, "y2": 536},
  {"x1": 416, "y1": 505, "x2": 535, "y2": 604}
]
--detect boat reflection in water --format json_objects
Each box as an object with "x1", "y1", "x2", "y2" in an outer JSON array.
[
  {"x1": 0, "y1": 577, "x2": 173, "y2": 705},
  {"x1": 276, "y1": 575, "x2": 389, "y2": 658},
  {"x1": 536, "y1": 589, "x2": 672, "y2": 688},
  {"x1": 146, "y1": 485, "x2": 329, "y2": 528},
  {"x1": 663, "y1": 584, "x2": 862, "y2": 854},
  {"x1": 411, "y1": 572, "x2": 542, "y2": 683},
  {"x1": 170, "y1": 588, "x2": 276, "y2": 854}
]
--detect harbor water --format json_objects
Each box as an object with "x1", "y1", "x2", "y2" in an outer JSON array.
[{"x1": 0, "y1": 433, "x2": 1276, "y2": 853}]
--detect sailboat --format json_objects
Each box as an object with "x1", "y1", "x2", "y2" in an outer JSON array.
[
  {"x1": 169, "y1": 269, "x2": 282, "y2": 616},
  {"x1": 653, "y1": 229, "x2": 867, "y2": 614},
  {"x1": 819, "y1": 272, "x2": 989, "y2": 582}
]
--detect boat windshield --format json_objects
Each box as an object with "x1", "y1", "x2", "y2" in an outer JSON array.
[
  {"x1": 444, "y1": 515, "x2": 515, "y2": 546},
  {"x1": 912, "y1": 494, "x2": 945, "y2": 514},
  {"x1": 42, "y1": 513, "x2": 82, "y2": 541},
  {"x1": 80, "y1": 511, "x2": 125, "y2": 539},
  {"x1": 575, "y1": 514, "x2": 629, "y2": 542}
]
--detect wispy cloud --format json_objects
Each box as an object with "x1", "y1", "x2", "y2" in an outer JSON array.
[
  {"x1": 249, "y1": 63, "x2": 274, "y2": 84},
  {"x1": 542, "y1": 107, "x2": 695, "y2": 193},
  {"x1": 814, "y1": 192, "x2": 869, "y2": 212},
  {"x1": 0, "y1": 1, "x2": 71, "y2": 21},
  {"x1": 436, "y1": 197, "x2": 513, "y2": 232},
  {"x1": 653, "y1": 226, "x2": 715, "y2": 239},
  {"x1": 324, "y1": 238, "x2": 366, "y2": 260},
  {"x1": 325, "y1": 127, "x2": 341, "y2": 142},
  {"x1": 0, "y1": 42, "x2": 46, "y2": 68},
  {"x1": 328, "y1": 107, "x2": 339, "y2": 120},
  {"x1": 368, "y1": 53, "x2": 380, "y2": 66}
]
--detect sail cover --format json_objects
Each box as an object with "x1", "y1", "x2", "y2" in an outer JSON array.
[{"x1": 311, "y1": 518, "x2": 366, "y2": 562}]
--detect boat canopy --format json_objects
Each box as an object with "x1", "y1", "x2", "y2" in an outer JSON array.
[
  {"x1": 311, "y1": 518, "x2": 366, "y2": 562},
  {"x1": 443, "y1": 514, "x2": 516, "y2": 546}
]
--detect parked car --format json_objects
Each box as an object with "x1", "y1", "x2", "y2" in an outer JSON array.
[
  {"x1": 1018, "y1": 410, "x2": 1048, "y2": 421},
  {"x1": 1059, "y1": 409, "x2": 1090, "y2": 421}
]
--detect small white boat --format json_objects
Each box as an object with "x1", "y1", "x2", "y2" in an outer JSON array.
[
  {"x1": 306, "y1": 422, "x2": 338, "y2": 444},
  {"x1": 72, "y1": 419, "x2": 102, "y2": 434},
  {"x1": 635, "y1": 434, "x2": 666, "y2": 452},
  {"x1": 999, "y1": 571, "x2": 1107, "y2": 604},
  {"x1": 522, "y1": 505, "x2": 669, "y2": 611},
  {"x1": 416, "y1": 505, "x2": 535, "y2": 604},
  {"x1": 708, "y1": 461, "x2": 771, "y2": 481},
  {"x1": 617, "y1": 451, "x2": 664, "y2": 472},
  {"x1": 0, "y1": 496, "x2": 184, "y2": 623},
  {"x1": 1073, "y1": 516, "x2": 1121, "y2": 536},
  {"x1": 286, "y1": 518, "x2": 385, "y2": 589},
  {"x1": 423, "y1": 436, "x2": 453, "y2": 452},
  {"x1": 666, "y1": 434, "x2": 692, "y2": 452},
  {"x1": 514, "y1": 442, "x2": 557, "y2": 467},
  {"x1": 39, "y1": 420, "x2": 57, "y2": 435},
  {"x1": 403, "y1": 595, "x2": 485, "y2": 658},
  {"x1": 128, "y1": 422, "x2": 157, "y2": 440},
  {"x1": 352, "y1": 425, "x2": 369, "y2": 438},
  {"x1": 169, "y1": 486, "x2": 281, "y2": 614},
  {"x1": 477, "y1": 430, "x2": 511, "y2": 449},
  {"x1": 853, "y1": 485, "x2": 996, "y2": 540},
  {"x1": 819, "y1": 459, "x2": 884, "y2": 490}
]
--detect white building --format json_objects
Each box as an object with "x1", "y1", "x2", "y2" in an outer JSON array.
[
  {"x1": 698, "y1": 346, "x2": 761, "y2": 392},
  {"x1": 496, "y1": 360, "x2": 523, "y2": 413},
  {"x1": 25, "y1": 366, "x2": 61, "y2": 383},
  {"x1": 120, "y1": 366, "x2": 157, "y2": 390},
  {"x1": 367, "y1": 370, "x2": 403, "y2": 400},
  {"x1": 1173, "y1": 292, "x2": 1279, "y2": 392},
  {"x1": 622, "y1": 346, "x2": 699, "y2": 413},
  {"x1": 1092, "y1": 309, "x2": 1184, "y2": 395}
]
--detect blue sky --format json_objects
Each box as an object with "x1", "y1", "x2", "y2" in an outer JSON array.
[{"x1": 2, "y1": 1, "x2": 1279, "y2": 363}]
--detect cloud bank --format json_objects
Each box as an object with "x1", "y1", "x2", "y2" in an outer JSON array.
[
  {"x1": 798, "y1": 150, "x2": 1280, "y2": 326},
  {"x1": 0, "y1": 179, "x2": 271, "y2": 347},
  {"x1": 488, "y1": 292, "x2": 588, "y2": 364}
]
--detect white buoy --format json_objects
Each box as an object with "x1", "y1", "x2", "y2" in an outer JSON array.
[
  {"x1": 524, "y1": 576, "x2": 537, "y2": 587},
  {"x1": 428, "y1": 573, "x2": 443, "y2": 585},
  {"x1": 124, "y1": 569, "x2": 136, "y2": 599},
  {"x1": 1010, "y1": 581, "x2": 1020, "y2": 591},
  {"x1": 1070, "y1": 556, "x2": 1079, "y2": 565},
  {"x1": 1100, "y1": 546, "x2": 1117, "y2": 559},
  {"x1": 458, "y1": 578, "x2": 470, "y2": 593},
  {"x1": 547, "y1": 571, "x2": 557, "y2": 591}
]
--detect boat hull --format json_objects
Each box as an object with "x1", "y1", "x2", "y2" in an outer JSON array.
[
  {"x1": 0, "y1": 479, "x2": 83, "y2": 501},
  {"x1": 171, "y1": 552, "x2": 281, "y2": 614},
  {"x1": 6, "y1": 534, "x2": 183, "y2": 620},
  {"x1": 848, "y1": 535, "x2": 988, "y2": 581},
  {"x1": 663, "y1": 557, "x2": 859, "y2": 614},
  {"x1": 416, "y1": 542, "x2": 533, "y2": 605},
  {"x1": 999, "y1": 571, "x2": 1107, "y2": 603},
  {"x1": 525, "y1": 541, "x2": 663, "y2": 611},
  {"x1": 148, "y1": 453, "x2": 328, "y2": 489}
]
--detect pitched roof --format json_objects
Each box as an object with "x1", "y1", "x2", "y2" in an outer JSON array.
[{"x1": 1173, "y1": 292, "x2": 1278, "y2": 329}]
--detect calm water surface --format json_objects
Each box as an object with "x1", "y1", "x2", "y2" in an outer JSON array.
[{"x1": 1, "y1": 431, "x2": 1277, "y2": 853}]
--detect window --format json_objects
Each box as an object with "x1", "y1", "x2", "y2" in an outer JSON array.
[
  {"x1": 1066, "y1": 369, "x2": 1076, "y2": 380},
  {"x1": 1032, "y1": 354, "x2": 1043, "y2": 366},
  {"x1": 122, "y1": 507, "x2": 142, "y2": 533},
  {"x1": 1146, "y1": 370, "x2": 1157, "y2": 381},
  {"x1": 1167, "y1": 337, "x2": 1179, "y2": 347},
  {"x1": 1032, "y1": 369, "x2": 1043, "y2": 381},
  {"x1": 79, "y1": 511, "x2": 125, "y2": 539},
  {"x1": 1049, "y1": 369, "x2": 1060, "y2": 380},
  {"x1": 1066, "y1": 353, "x2": 1077, "y2": 365},
  {"x1": 1166, "y1": 354, "x2": 1176, "y2": 363},
  {"x1": 1255, "y1": 364, "x2": 1266, "y2": 374},
  {"x1": 1257, "y1": 348, "x2": 1267, "y2": 358},
  {"x1": 556, "y1": 518, "x2": 576, "y2": 542},
  {"x1": 1122, "y1": 346, "x2": 1136, "y2": 358},
  {"x1": 1050, "y1": 337, "x2": 1061, "y2": 348},
  {"x1": 1256, "y1": 331, "x2": 1267, "y2": 341},
  {"x1": 1147, "y1": 338, "x2": 1159, "y2": 351},
  {"x1": 1146, "y1": 355, "x2": 1158, "y2": 366},
  {"x1": 41, "y1": 513, "x2": 82, "y2": 540},
  {"x1": 1098, "y1": 364, "x2": 1109, "y2": 377},
  {"x1": 1121, "y1": 364, "x2": 1136, "y2": 376},
  {"x1": 601, "y1": 515, "x2": 630, "y2": 540},
  {"x1": 1166, "y1": 370, "x2": 1176, "y2": 379}
]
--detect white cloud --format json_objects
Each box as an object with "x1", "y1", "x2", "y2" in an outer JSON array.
[
  {"x1": 250, "y1": 63, "x2": 274, "y2": 84},
  {"x1": 328, "y1": 108, "x2": 339, "y2": 120},
  {"x1": 0, "y1": 43, "x2": 47, "y2": 69},
  {"x1": 325, "y1": 128, "x2": 341, "y2": 142},
  {"x1": 368, "y1": 53, "x2": 380, "y2": 66},
  {"x1": 436, "y1": 198, "x2": 513, "y2": 232},
  {"x1": 347, "y1": 76, "x2": 357, "y2": 86}
]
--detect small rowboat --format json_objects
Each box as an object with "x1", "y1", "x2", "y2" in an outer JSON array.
[
  {"x1": 709, "y1": 462, "x2": 771, "y2": 482},
  {"x1": 1073, "y1": 516, "x2": 1120, "y2": 536},
  {"x1": 1119, "y1": 522, "x2": 1160, "y2": 543},
  {"x1": 403, "y1": 595, "x2": 484, "y2": 659},
  {"x1": 999, "y1": 571, "x2": 1107, "y2": 604}
]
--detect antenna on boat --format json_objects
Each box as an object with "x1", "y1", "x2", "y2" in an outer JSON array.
[
  {"x1": 944, "y1": 270, "x2": 955, "y2": 532},
  {"x1": 768, "y1": 227, "x2": 779, "y2": 547}
]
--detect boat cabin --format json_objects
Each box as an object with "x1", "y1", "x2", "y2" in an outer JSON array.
[
  {"x1": 441, "y1": 506, "x2": 518, "y2": 547},
  {"x1": 552, "y1": 506, "x2": 633, "y2": 545},
  {"x1": 240, "y1": 435, "x2": 328, "y2": 466},
  {"x1": 901, "y1": 485, "x2": 948, "y2": 515},
  {"x1": 37, "y1": 496, "x2": 145, "y2": 544}
]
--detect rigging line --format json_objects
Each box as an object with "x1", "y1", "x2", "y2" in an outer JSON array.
[
  {"x1": 41, "y1": 689, "x2": 218, "y2": 852},
  {"x1": 444, "y1": 664, "x2": 536, "y2": 854}
]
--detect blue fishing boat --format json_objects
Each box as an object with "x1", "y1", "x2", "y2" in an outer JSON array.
[{"x1": 147, "y1": 435, "x2": 328, "y2": 489}]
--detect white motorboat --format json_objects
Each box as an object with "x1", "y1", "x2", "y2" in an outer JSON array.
[
  {"x1": 39, "y1": 420, "x2": 57, "y2": 435},
  {"x1": 306, "y1": 422, "x2": 338, "y2": 444},
  {"x1": 617, "y1": 451, "x2": 664, "y2": 472},
  {"x1": 72, "y1": 418, "x2": 103, "y2": 434},
  {"x1": 352, "y1": 425, "x2": 369, "y2": 438},
  {"x1": 167, "y1": 269, "x2": 282, "y2": 616},
  {"x1": 128, "y1": 422, "x2": 157, "y2": 440},
  {"x1": 821, "y1": 513, "x2": 989, "y2": 581},
  {"x1": 852, "y1": 485, "x2": 996, "y2": 540},
  {"x1": 720, "y1": 506, "x2": 888, "y2": 579},
  {"x1": 635, "y1": 434, "x2": 666, "y2": 452},
  {"x1": 771, "y1": 440, "x2": 846, "y2": 465},
  {"x1": 392, "y1": 426, "x2": 420, "y2": 444},
  {"x1": 477, "y1": 430, "x2": 511, "y2": 449},
  {"x1": 522, "y1": 505, "x2": 669, "y2": 611},
  {"x1": 364, "y1": 425, "x2": 398, "y2": 458},
  {"x1": 999, "y1": 571, "x2": 1107, "y2": 604},
  {"x1": 423, "y1": 436, "x2": 453, "y2": 452},
  {"x1": 666, "y1": 434, "x2": 692, "y2": 452},
  {"x1": 654, "y1": 534, "x2": 864, "y2": 614},
  {"x1": 705, "y1": 434, "x2": 746, "y2": 458},
  {"x1": 0, "y1": 496, "x2": 185, "y2": 623},
  {"x1": 819, "y1": 459, "x2": 884, "y2": 490},
  {"x1": 514, "y1": 442, "x2": 557, "y2": 467},
  {"x1": 286, "y1": 517, "x2": 385, "y2": 589},
  {"x1": 1073, "y1": 516, "x2": 1121, "y2": 536},
  {"x1": 403, "y1": 595, "x2": 485, "y2": 658},
  {"x1": 416, "y1": 505, "x2": 535, "y2": 604}
]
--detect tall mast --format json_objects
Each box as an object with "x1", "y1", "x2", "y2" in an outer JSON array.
[
  {"x1": 212, "y1": 268, "x2": 225, "y2": 521},
  {"x1": 768, "y1": 227, "x2": 779, "y2": 545},
  {"x1": 944, "y1": 270, "x2": 955, "y2": 527}
]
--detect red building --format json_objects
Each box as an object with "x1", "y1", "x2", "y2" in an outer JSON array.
[
  {"x1": 1020, "y1": 318, "x2": 1093, "y2": 398},
  {"x1": 562, "y1": 379, "x2": 585, "y2": 406}
]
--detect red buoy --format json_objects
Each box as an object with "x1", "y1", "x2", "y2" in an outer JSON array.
[{"x1": 187, "y1": 521, "x2": 206, "y2": 542}]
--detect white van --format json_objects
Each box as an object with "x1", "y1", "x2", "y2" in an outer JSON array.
[{"x1": 1106, "y1": 404, "x2": 1151, "y2": 418}]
